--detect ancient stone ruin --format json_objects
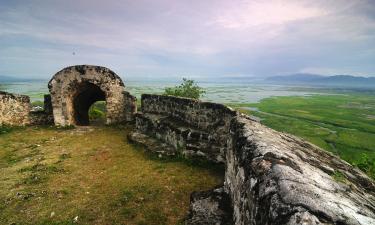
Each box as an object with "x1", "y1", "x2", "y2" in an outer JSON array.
[
  {"x1": 0, "y1": 91, "x2": 53, "y2": 126},
  {"x1": 0, "y1": 91, "x2": 31, "y2": 126},
  {"x1": 1, "y1": 65, "x2": 375, "y2": 224},
  {"x1": 0, "y1": 65, "x2": 136, "y2": 127},
  {"x1": 48, "y1": 65, "x2": 136, "y2": 126},
  {"x1": 129, "y1": 94, "x2": 375, "y2": 225}
]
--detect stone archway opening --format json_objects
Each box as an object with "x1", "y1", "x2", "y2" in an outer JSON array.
[
  {"x1": 48, "y1": 65, "x2": 136, "y2": 126},
  {"x1": 72, "y1": 82, "x2": 106, "y2": 126}
]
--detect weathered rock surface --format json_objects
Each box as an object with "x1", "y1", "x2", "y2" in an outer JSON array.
[
  {"x1": 48, "y1": 65, "x2": 136, "y2": 126},
  {"x1": 185, "y1": 187, "x2": 233, "y2": 225},
  {"x1": 131, "y1": 94, "x2": 375, "y2": 225},
  {"x1": 128, "y1": 131, "x2": 177, "y2": 156},
  {"x1": 133, "y1": 94, "x2": 237, "y2": 163},
  {"x1": 0, "y1": 91, "x2": 31, "y2": 126},
  {"x1": 0, "y1": 92, "x2": 53, "y2": 126},
  {"x1": 226, "y1": 115, "x2": 375, "y2": 225}
]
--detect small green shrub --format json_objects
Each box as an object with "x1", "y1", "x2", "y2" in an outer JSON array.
[
  {"x1": 354, "y1": 154, "x2": 375, "y2": 179},
  {"x1": 89, "y1": 108, "x2": 105, "y2": 120},
  {"x1": 164, "y1": 78, "x2": 205, "y2": 99}
]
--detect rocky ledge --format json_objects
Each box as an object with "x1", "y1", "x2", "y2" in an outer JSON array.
[
  {"x1": 129, "y1": 94, "x2": 375, "y2": 225},
  {"x1": 185, "y1": 187, "x2": 233, "y2": 225},
  {"x1": 226, "y1": 115, "x2": 375, "y2": 225}
]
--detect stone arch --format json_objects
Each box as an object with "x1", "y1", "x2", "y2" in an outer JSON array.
[{"x1": 48, "y1": 65, "x2": 136, "y2": 126}]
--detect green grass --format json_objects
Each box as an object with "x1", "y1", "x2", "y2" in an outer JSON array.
[
  {"x1": 88, "y1": 101, "x2": 106, "y2": 124},
  {"x1": 332, "y1": 170, "x2": 347, "y2": 183},
  {"x1": 0, "y1": 126, "x2": 223, "y2": 224},
  {"x1": 229, "y1": 93, "x2": 375, "y2": 180},
  {"x1": 31, "y1": 100, "x2": 44, "y2": 108}
]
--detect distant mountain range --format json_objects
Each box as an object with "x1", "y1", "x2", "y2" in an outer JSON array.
[
  {"x1": 2, "y1": 74, "x2": 375, "y2": 89},
  {"x1": 264, "y1": 74, "x2": 375, "y2": 88}
]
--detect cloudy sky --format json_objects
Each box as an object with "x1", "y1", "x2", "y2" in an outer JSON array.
[{"x1": 0, "y1": 0, "x2": 375, "y2": 80}]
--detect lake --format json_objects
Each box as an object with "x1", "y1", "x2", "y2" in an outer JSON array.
[{"x1": 0, "y1": 80, "x2": 321, "y2": 103}]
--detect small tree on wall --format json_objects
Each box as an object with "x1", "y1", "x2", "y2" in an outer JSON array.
[{"x1": 164, "y1": 78, "x2": 205, "y2": 99}]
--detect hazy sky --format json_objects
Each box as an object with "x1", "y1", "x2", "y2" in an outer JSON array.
[{"x1": 0, "y1": 0, "x2": 375, "y2": 79}]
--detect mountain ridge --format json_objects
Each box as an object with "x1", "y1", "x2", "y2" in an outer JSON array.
[{"x1": 264, "y1": 73, "x2": 375, "y2": 87}]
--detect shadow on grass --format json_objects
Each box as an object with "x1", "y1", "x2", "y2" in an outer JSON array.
[{"x1": 131, "y1": 142, "x2": 225, "y2": 178}]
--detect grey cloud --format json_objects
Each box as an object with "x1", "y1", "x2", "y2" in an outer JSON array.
[{"x1": 0, "y1": 0, "x2": 374, "y2": 78}]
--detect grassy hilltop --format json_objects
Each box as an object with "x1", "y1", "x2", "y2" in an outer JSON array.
[{"x1": 0, "y1": 126, "x2": 222, "y2": 225}]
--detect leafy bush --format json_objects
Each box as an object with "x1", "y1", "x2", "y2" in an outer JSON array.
[
  {"x1": 89, "y1": 108, "x2": 105, "y2": 120},
  {"x1": 164, "y1": 78, "x2": 205, "y2": 99}
]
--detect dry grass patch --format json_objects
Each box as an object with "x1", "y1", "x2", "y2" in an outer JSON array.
[{"x1": 0, "y1": 125, "x2": 223, "y2": 225}]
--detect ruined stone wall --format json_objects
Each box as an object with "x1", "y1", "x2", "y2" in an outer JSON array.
[
  {"x1": 131, "y1": 94, "x2": 375, "y2": 225},
  {"x1": 122, "y1": 91, "x2": 137, "y2": 122},
  {"x1": 226, "y1": 115, "x2": 375, "y2": 225},
  {"x1": 141, "y1": 94, "x2": 237, "y2": 131},
  {"x1": 0, "y1": 91, "x2": 31, "y2": 126},
  {"x1": 29, "y1": 95, "x2": 54, "y2": 125},
  {"x1": 133, "y1": 94, "x2": 237, "y2": 163},
  {"x1": 0, "y1": 92, "x2": 54, "y2": 126},
  {"x1": 48, "y1": 65, "x2": 136, "y2": 126},
  {"x1": 1, "y1": 65, "x2": 136, "y2": 127}
]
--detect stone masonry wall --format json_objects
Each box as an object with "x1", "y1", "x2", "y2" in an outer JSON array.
[
  {"x1": 0, "y1": 92, "x2": 54, "y2": 126},
  {"x1": 1, "y1": 65, "x2": 136, "y2": 127},
  {"x1": 130, "y1": 94, "x2": 375, "y2": 225},
  {"x1": 48, "y1": 65, "x2": 136, "y2": 126},
  {"x1": 123, "y1": 91, "x2": 137, "y2": 122},
  {"x1": 141, "y1": 94, "x2": 237, "y2": 131},
  {"x1": 133, "y1": 94, "x2": 237, "y2": 163},
  {"x1": 0, "y1": 91, "x2": 31, "y2": 126},
  {"x1": 29, "y1": 94, "x2": 54, "y2": 125}
]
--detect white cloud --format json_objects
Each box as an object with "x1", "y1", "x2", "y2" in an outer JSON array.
[{"x1": 211, "y1": 0, "x2": 326, "y2": 29}]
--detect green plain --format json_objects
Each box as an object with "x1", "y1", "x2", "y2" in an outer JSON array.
[{"x1": 229, "y1": 93, "x2": 375, "y2": 179}]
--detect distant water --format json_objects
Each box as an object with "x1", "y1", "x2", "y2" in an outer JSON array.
[{"x1": 0, "y1": 80, "x2": 320, "y2": 103}]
